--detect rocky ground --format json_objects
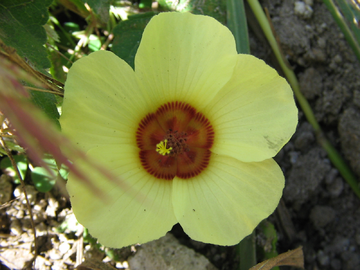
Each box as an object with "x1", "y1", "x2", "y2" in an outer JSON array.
[{"x1": 1, "y1": 0, "x2": 360, "y2": 269}]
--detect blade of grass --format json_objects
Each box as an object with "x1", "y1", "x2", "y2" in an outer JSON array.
[
  {"x1": 236, "y1": 232, "x2": 256, "y2": 270},
  {"x1": 227, "y1": 0, "x2": 250, "y2": 54},
  {"x1": 227, "y1": 1, "x2": 256, "y2": 269},
  {"x1": 247, "y1": 0, "x2": 360, "y2": 199},
  {"x1": 322, "y1": 0, "x2": 360, "y2": 62},
  {"x1": 334, "y1": 0, "x2": 360, "y2": 44}
]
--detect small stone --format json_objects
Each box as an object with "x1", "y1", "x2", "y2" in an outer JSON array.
[
  {"x1": 341, "y1": 251, "x2": 360, "y2": 269},
  {"x1": 15, "y1": 210, "x2": 24, "y2": 219},
  {"x1": 46, "y1": 197, "x2": 59, "y2": 217},
  {"x1": 35, "y1": 222, "x2": 48, "y2": 236},
  {"x1": 327, "y1": 177, "x2": 344, "y2": 197},
  {"x1": 310, "y1": 206, "x2": 336, "y2": 228},
  {"x1": 331, "y1": 258, "x2": 342, "y2": 270},
  {"x1": 317, "y1": 250, "x2": 330, "y2": 266},
  {"x1": 299, "y1": 68, "x2": 323, "y2": 99},
  {"x1": 327, "y1": 236, "x2": 350, "y2": 254},
  {"x1": 317, "y1": 38, "x2": 326, "y2": 49},
  {"x1": 48, "y1": 249, "x2": 62, "y2": 260},
  {"x1": 0, "y1": 175, "x2": 12, "y2": 204},
  {"x1": 325, "y1": 168, "x2": 338, "y2": 184},
  {"x1": 21, "y1": 218, "x2": 32, "y2": 231},
  {"x1": 289, "y1": 151, "x2": 299, "y2": 164},
  {"x1": 59, "y1": 242, "x2": 71, "y2": 255},
  {"x1": 10, "y1": 219, "x2": 23, "y2": 235},
  {"x1": 13, "y1": 185, "x2": 38, "y2": 205},
  {"x1": 294, "y1": 131, "x2": 314, "y2": 150},
  {"x1": 128, "y1": 233, "x2": 217, "y2": 270},
  {"x1": 334, "y1": 54, "x2": 343, "y2": 64},
  {"x1": 294, "y1": 1, "x2": 313, "y2": 19},
  {"x1": 1, "y1": 249, "x2": 33, "y2": 269}
]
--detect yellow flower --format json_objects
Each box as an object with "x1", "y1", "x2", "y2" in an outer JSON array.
[{"x1": 60, "y1": 12, "x2": 297, "y2": 247}]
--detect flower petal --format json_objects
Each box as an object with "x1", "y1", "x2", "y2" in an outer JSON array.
[
  {"x1": 67, "y1": 145, "x2": 177, "y2": 248},
  {"x1": 135, "y1": 12, "x2": 238, "y2": 110},
  {"x1": 172, "y1": 155, "x2": 284, "y2": 246},
  {"x1": 204, "y1": 54, "x2": 298, "y2": 162},
  {"x1": 60, "y1": 50, "x2": 151, "y2": 152}
]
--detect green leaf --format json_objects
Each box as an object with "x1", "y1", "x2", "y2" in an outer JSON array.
[
  {"x1": 0, "y1": 155, "x2": 28, "y2": 184},
  {"x1": 0, "y1": 141, "x2": 25, "y2": 156},
  {"x1": 227, "y1": 0, "x2": 250, "y2": 54},
  {"x1": 30, "y1": 90, "x2": 60, "y2": 129},
  {"x1": 80, "y1": 0, "x2": 112, "y2": 23},
  {"x1": 0, "y1": 0, "x2": 53, "y2": 71},
  {"x1": 112, "y1": 12, "x2": 155, "y2": 69},
  {"x1": 157, "y1": 0, "x2": 226, "y2": 24},
  {"x1": 31, "y1": 166, "x2": 56, "y2": 192}
]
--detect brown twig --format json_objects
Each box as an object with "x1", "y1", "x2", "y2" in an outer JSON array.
[
  {"x1": 0, "y1": 136, "x2": 38, "y2": 268},
  {"x1": 0, "y1": 40, "x2": 64, "y2": 94},
  {"x1": 46, "y1": 42, "x2": 73, "y2": 64},
  {"x1": 25, "y1": 86, "x2": 64, "y2": 96}
]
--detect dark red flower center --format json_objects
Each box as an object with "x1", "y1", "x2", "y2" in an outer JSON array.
[{"x1": 136, "y1": 101, "x2": 214, "y2": 180}]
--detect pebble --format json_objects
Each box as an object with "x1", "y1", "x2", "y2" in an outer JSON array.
[
  {"x1": 289, "y1": 151, "x2": 300, "y2": 164},
  {"x1": 35, "y1": 222, "x2": 48, "y2": 236},
  {"x1": 294, "y1": 131, "x2": 314, "y2": 150},
  {"x1": 0, "y1": 175, "x2": 12, "y2": 204},
  {"x1": 333, "y1": 54, "x2": 343, "y2": 64},
  {"x1": 13, "y1": 185, "x2": 38, "y2": 205},
  {"x1": 10, "y1": 219, "x2": 23, "y2": 236},
  {"x1": 46, "y1": 197, "x2": 59, "y2": 217},
  {"x1": 48, "y1": 249, "x2": 62, "y2": 260},
  {"x1": 310, "y1": 205, "x2": 336, "y2": 228},
  {"x1": 128, "y1": 233, "x2": 217, "y2": 270},
  {"x1": 317, "y1": 250, "x2": 330, "y2": 266},
  {"x1": 331, "y1": 258, "x2": 342, "y2": 270},
  {"x1": 21, "y1": 218, "x2": 32, "y2": 231},
  {"x1": 317, "y1": 38, "x2": 326, "y2": 49},
  {"x1": 341, "y1": 251, "x2": 360, "y2": 269},
  {"x1": 59, "y1": 242, "x2": 70, "y2": 255},
  {"x1": 325, "y1": 168, "x2": 338, "y2": 184},
  {"x1": 294, "y1": 1, "x2": 313, "y2": 19},
  {"x1": 326, "y1": 177, "x2": 344, "y2": 197}
]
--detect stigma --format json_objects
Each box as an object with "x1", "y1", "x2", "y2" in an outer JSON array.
[{"x1": 156, "y1": 139, "x2": 172, "y2": 155}]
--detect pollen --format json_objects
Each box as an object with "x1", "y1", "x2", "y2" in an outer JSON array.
[{"x1": 156, "y1": 139, "x2": 172, "y2": 155}]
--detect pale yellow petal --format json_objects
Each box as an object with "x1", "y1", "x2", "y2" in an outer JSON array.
[
  {"x1": 135, "y1": 12, "x2": 238, "y2": 110},
  {"x1": 67, "y1": 145, "x2": 177, "y2": 248},
  {"x1": 204, "y1": 54, "x2": 298, "y2": 162},
  {"x1": 172, "y1": 154, "x2": 284, "y2": 246},
  {"x1": 60, "y1": 51, "x2": 152, "y2": 152}
]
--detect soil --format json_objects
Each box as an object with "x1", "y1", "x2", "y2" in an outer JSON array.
[{"x1": 1, "y1": 0, "x2": 360, "y2": 269}]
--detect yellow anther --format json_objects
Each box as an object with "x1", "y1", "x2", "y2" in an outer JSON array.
[{"x1": 156, "y1": 139, "x2": 172, "y2": 155}]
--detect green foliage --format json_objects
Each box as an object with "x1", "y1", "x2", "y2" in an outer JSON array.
[
  {"x1": 80, "y1": 0, "x2": 112, "y2": 22},
  {"x1": 258, "y1": 221, "x2": 279, "y2": 270},
  {"x1": 31, "y1": 158, "x2": 68, "y2": 192},
  {"x1": 158, "y1": 0, "x2": 226, "y2": 24},
  {"x1": 0, "y1": 0, "x2": 53, "y2": 71},
  {"x1": 30, "y1": 91, "x2": 60, "y2": 129},
  {"x1": 0, "y1": 155, "x2": 28, "y2": 184},
  {"x1": 112, "y1": 12, "x2": 156, "y2": 68}
]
